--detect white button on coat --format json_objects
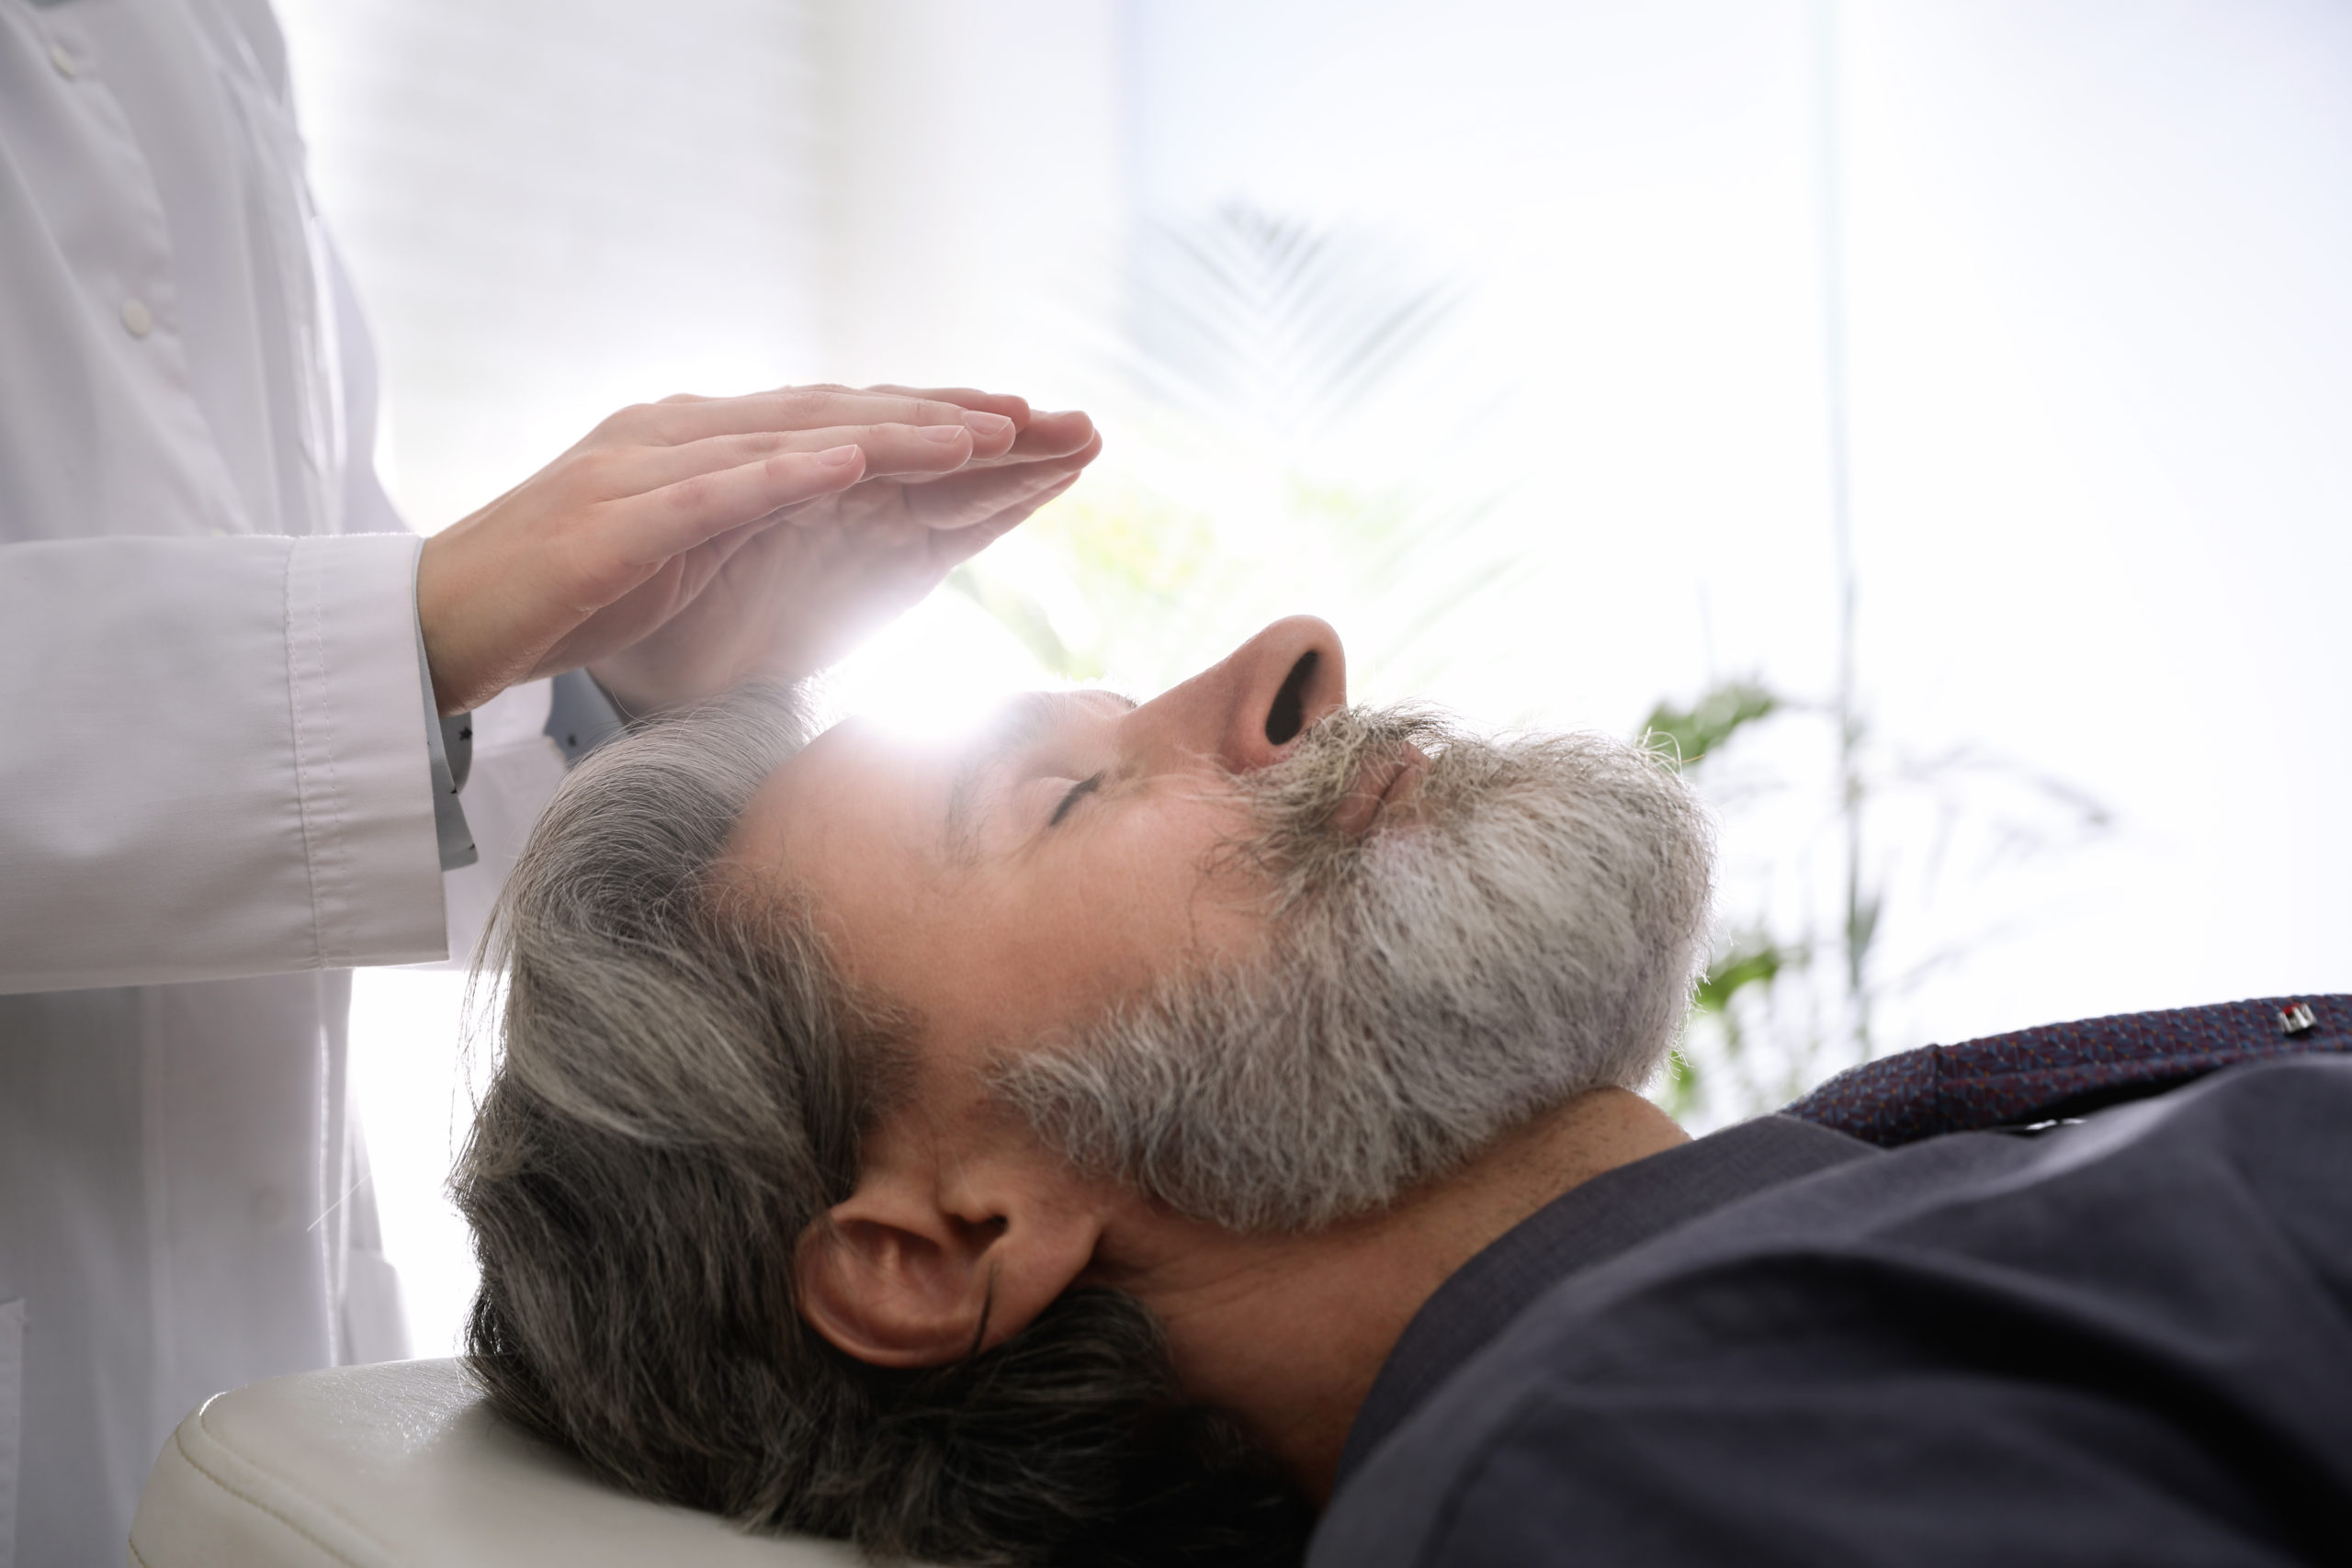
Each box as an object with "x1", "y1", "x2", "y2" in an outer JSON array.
[{"x1": 0, "y1": 4, "x2": 564, "y2": 1563}]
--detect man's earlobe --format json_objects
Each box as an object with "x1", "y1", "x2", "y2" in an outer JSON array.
[{"x1": 794, "y1": 1185, "x2": 1100, "y2": 1369}]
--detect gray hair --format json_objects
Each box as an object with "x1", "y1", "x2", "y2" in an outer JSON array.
[{"x1": 453, "y1": 685, "x2": 1308, "y2": 1567}]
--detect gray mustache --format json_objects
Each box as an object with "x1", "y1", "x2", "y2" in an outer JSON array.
[{"x1": 1227, "y1": 705, "x2": 1460, "y2": 873}]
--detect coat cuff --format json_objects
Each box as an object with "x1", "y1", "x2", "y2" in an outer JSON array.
[
  {"x1": 286, "y1": 533, "x2": 448, "y2": 966},
  {"x1": 413, "y1": 592, "x2": 480, "y2": 871}
]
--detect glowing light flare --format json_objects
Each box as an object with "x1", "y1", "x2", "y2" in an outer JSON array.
[{"x1": 816, "y1": 585, "x2": 1072, "y2": 742}]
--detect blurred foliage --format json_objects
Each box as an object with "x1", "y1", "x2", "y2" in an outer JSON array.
[
  {"x1": 1694, "y1": 932, "x2": 1797, "y2": 1015},
  {"x1": 1645, "y1": 680, "x2": 1812, "y2": 1122},
  {"x1": 1640, "y1": 681, "x2": 1781, "y2": 772},
  {"x1": 1651, "y1": 674, "x2": 2112, "y2": 1129},
  {"x1": 948, "y1": 478, "x2": 1245, "y2": 683},
  {"x1": 957, "y1": 202, "x2": 1510, "y2": 702},
  {"x1": 1658, "y1": 926, "x2": 1811, "y2": 1122},
  {"x1": 1129, "y1": 205, "x2": 1466, "y2": 438}
]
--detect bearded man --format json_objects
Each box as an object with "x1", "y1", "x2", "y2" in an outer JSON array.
[{"x1": 455, "y1": 615, "x2": 2352, "y2": 1567}]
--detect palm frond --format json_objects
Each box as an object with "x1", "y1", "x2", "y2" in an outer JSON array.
[{"x1": 1127, "y1": 204, "x2": 1464, "y2": 437}]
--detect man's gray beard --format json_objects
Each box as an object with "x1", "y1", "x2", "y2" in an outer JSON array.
[{"x1": 991, "y1": 705, "x2": 1716, "y2": 1234}]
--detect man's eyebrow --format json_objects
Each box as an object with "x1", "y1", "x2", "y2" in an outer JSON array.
[{"x1": 942, "y1": 690, "x2": 1134, "y2": 859}]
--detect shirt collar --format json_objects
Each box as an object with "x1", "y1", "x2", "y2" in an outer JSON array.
[{"x1": 1333, "y1": 1112, "x2": 1878, "y2": 1487}]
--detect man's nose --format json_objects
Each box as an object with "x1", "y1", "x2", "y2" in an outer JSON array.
[{"x1": 1122, "y1": 615, "x2": 1349, "y2": 775}]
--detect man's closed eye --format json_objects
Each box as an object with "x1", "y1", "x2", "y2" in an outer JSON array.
[{"x1": 1049, "y1": 773, "x2": 1104, "y2": 826}]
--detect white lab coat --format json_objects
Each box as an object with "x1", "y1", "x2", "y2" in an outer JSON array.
[{"x1": 0, "y1": 2, "x2": 563, "y2": 1562}]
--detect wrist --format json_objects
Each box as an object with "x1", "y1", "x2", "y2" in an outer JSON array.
[
  {"x1": 582, "y1": 665, "x2": 642, "y2": 722},
  {"x1": 582, "y1": 658, "x2": 658, "y2": 719},
  {"x1": 416, "y1": 529, "x2": 503, "y2": 715}
]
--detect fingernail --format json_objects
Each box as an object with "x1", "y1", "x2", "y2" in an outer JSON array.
[
  {"x1": 962, "y1": 411, "x2": 1015, "y2": 436},
  {"x1": 818, "y1": 444, "x2": 861, "y2": 466},
  {"x1": 922, "y1": 424, "x2": 968, "y2": 444}
]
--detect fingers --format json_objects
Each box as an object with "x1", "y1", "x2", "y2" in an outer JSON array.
[
  {"x1": 598, "y1": 446, "x2": 868, "y2": 567},
  {"x1": 1008, "y1": 409, "x2": 1096, "y2": 460},
  {"x1": 899, "y1": 450, "x2": 1097, "y2": 533},
  {"x1": 605, "y1": 388, "x2": 1021, "y2": 457},
  {"x1": 599, "y1": 423, "x2": 985, "y2": 495},
  {"x1": 948, "y1": 423, "x2": 1104, "y2": 488},
  {"x1": 915, "y1": 411, "x2": 1100, "y2": 477},
  {"x1": 860, "y1": 384, "x2": 1032, "y2": 426}
]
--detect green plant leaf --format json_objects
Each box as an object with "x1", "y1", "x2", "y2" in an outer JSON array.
[{"x1": 1639, "y1": 679, "x2": 1782, "y2": 772}]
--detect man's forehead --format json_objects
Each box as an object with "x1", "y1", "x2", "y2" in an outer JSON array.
[
  {"x1": 737, "y1": 688, "x2": 1136, "y2": 867},
  {"x1": 971, "y1": 686, "x2": 1138, "y2": 739}
]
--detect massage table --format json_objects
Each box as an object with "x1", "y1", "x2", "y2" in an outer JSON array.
[{"x1": 129, "y1": 1359, "x2": 856, "y2": 1567}]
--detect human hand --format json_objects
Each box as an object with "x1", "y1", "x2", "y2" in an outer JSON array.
[
  {"x1": 414, "y1": 386, "x2": 1097, "y2": 715},
  {"x1": 585, "y1": 387, "x2": 1101, "y2": 713}
]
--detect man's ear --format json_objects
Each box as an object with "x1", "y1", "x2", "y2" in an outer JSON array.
[{"x1": 794, "y1": 1124, "x2": 1102, "y2": 1369}]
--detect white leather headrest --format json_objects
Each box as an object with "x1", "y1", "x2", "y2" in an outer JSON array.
[{"x1": 130, "y1": 1359, "x2": 858, "y2": 1567}]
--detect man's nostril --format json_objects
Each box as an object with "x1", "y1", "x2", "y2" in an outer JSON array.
[{"x1": 1265, "y1": 651, "x2": 1319, "y2": 747}]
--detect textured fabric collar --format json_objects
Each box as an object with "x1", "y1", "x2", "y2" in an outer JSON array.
[
  {"x1": 1783, "y1": 995, "x2": 2349, "y2": 1147},
  {"x1": 1332, "y1": 1112, "x2": 1878, "y2": 1488}
]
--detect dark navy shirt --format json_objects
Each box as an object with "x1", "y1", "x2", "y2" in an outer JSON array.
[{"x1": 1311, "y1": 1055, "x2": 2352, "y2": 1566}]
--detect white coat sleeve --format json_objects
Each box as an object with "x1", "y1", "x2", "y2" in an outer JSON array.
[
  {"x1": 0, "y1": 531, "x2": 448, "y2": 995},
  {"x1": 323, "y1": 237, "x2": 570, "y2": 969}
]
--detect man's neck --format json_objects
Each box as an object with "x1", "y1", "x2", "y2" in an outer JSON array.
[{"x1": 1093, "y1": 1087, "x2": 1689, "y2": 1503}]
